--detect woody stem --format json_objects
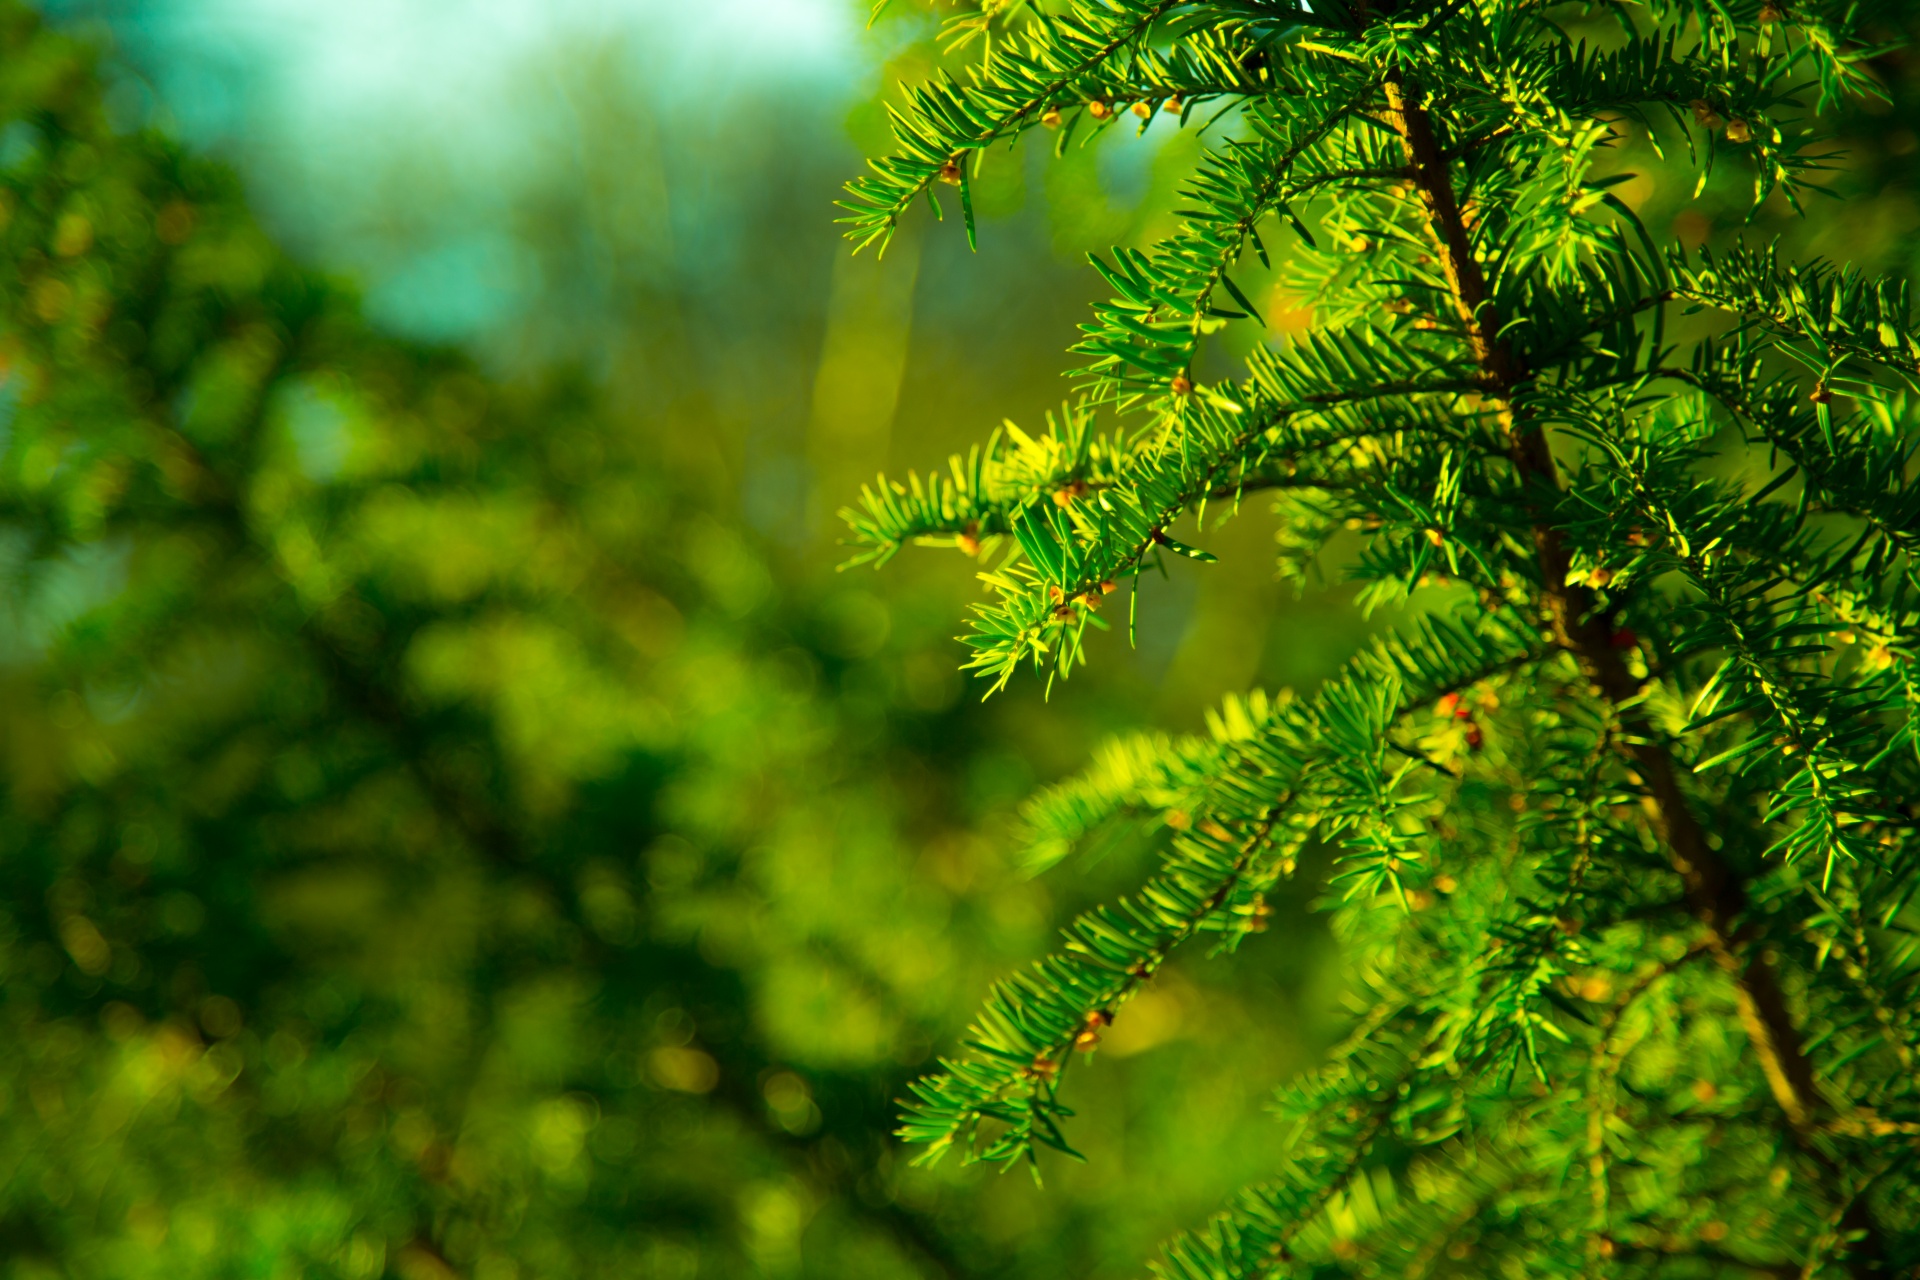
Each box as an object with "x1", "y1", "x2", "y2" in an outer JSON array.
[{"x1": 1381, "y1": 73, "x2": 1887, "y2": 1273}]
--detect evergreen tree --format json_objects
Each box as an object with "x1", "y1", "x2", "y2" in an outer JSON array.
[{"x1": 845, "y1": 0, "x2": 1920, "y2": 1272}]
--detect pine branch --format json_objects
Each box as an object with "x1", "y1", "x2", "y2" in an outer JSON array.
[
  {"x1": 1073, "y1": 78, "x2": 1383, "y2": 396},
  {"x1": 847, "y1": 347, "x2": 1479, "y2": 691},
  {"x1": 853, "y1": 0, "x2": 1918, "y2": 1269},
  {"x1": 898, "y1": 787, "x2": 1305, "y2": 1169},
  {"x1": 1674, "y1": 245, "x2": 1920, "y2": 384},
  {"x1": 1382, "y1": 68, "x2": 1894, "y2": 1274},
  {"x1": 905, "y1": 614, "x2": 1539, "y2": 1167},
  {"x1": 841, "y1": 0, "x2": 1225, "y2": 252}
]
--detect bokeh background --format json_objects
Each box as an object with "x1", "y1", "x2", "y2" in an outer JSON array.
[{"x1": 0, "y1": 2, "x2": 1916, "y2": 1277}]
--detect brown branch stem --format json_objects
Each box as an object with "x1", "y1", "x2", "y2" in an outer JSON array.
[{"x1": 1380, "y1": 72, "x2": 1889, "y2": 1275}]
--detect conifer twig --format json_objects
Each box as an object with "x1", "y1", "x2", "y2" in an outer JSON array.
[
  {"x1": 856, "y1": 0, "x2": 1919, "y2": 1267},
  {"x1": 1380, "y1": 66, "x2": 1891, "y2": 1275}
]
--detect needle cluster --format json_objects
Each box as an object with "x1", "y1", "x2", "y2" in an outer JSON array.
[{"x1": 845, "y1": 0, "x2": 1918, "y2": 1272}]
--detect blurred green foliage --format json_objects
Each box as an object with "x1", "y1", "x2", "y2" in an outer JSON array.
[{"x1": 0, "y1": 4, "x2": 1368, "y2": 1277}]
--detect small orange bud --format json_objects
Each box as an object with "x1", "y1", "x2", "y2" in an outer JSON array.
[
  {"x1": 1724, "y1": 119, "x2": 1752, "y2": 144},
  {"x1": 1170, "y1": 373, "x2": 1194, "y2": 396},
  {"x1": 1086, "y1": 100, "x2": 1112, "y2": 120},
  {"x1": 1758, "y1": 1, "x2": 1783, "y2": 22},
  {"x1": 938, "y1": 158, "x2": 964, "y2": 185},
  {"x1": 1436, "y1": 692, "x2": 1461, "y2": 718},
  {"x1": 1040, "y1": 106, "x2": 1063, "y2": 129},
  {"x1": 1131, "y1": 101, "x2": 1153, "y2": 119},
  {"x1": 1434, "y1": 874, "x2": 1458, "y2": 894},
  {"x1": 1810, "y1": 384, "x2": 1833, "y2": 404},
  {"x1": 1164, "y1": 809, "x2": 1190, "y2": 831},
  {"x1": 1425, "y1": 527, "x2": 1444, "y2": 547},
  {"x1": 1098, "y1": 578, "x2": 1117, "y2": 595},
  {"x1": 1691, "y1": 99, "x2": 1723, "y2": 129},
  {"x1": 1163, "y1": 96, "x2": 1182, "y2": 115}
]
